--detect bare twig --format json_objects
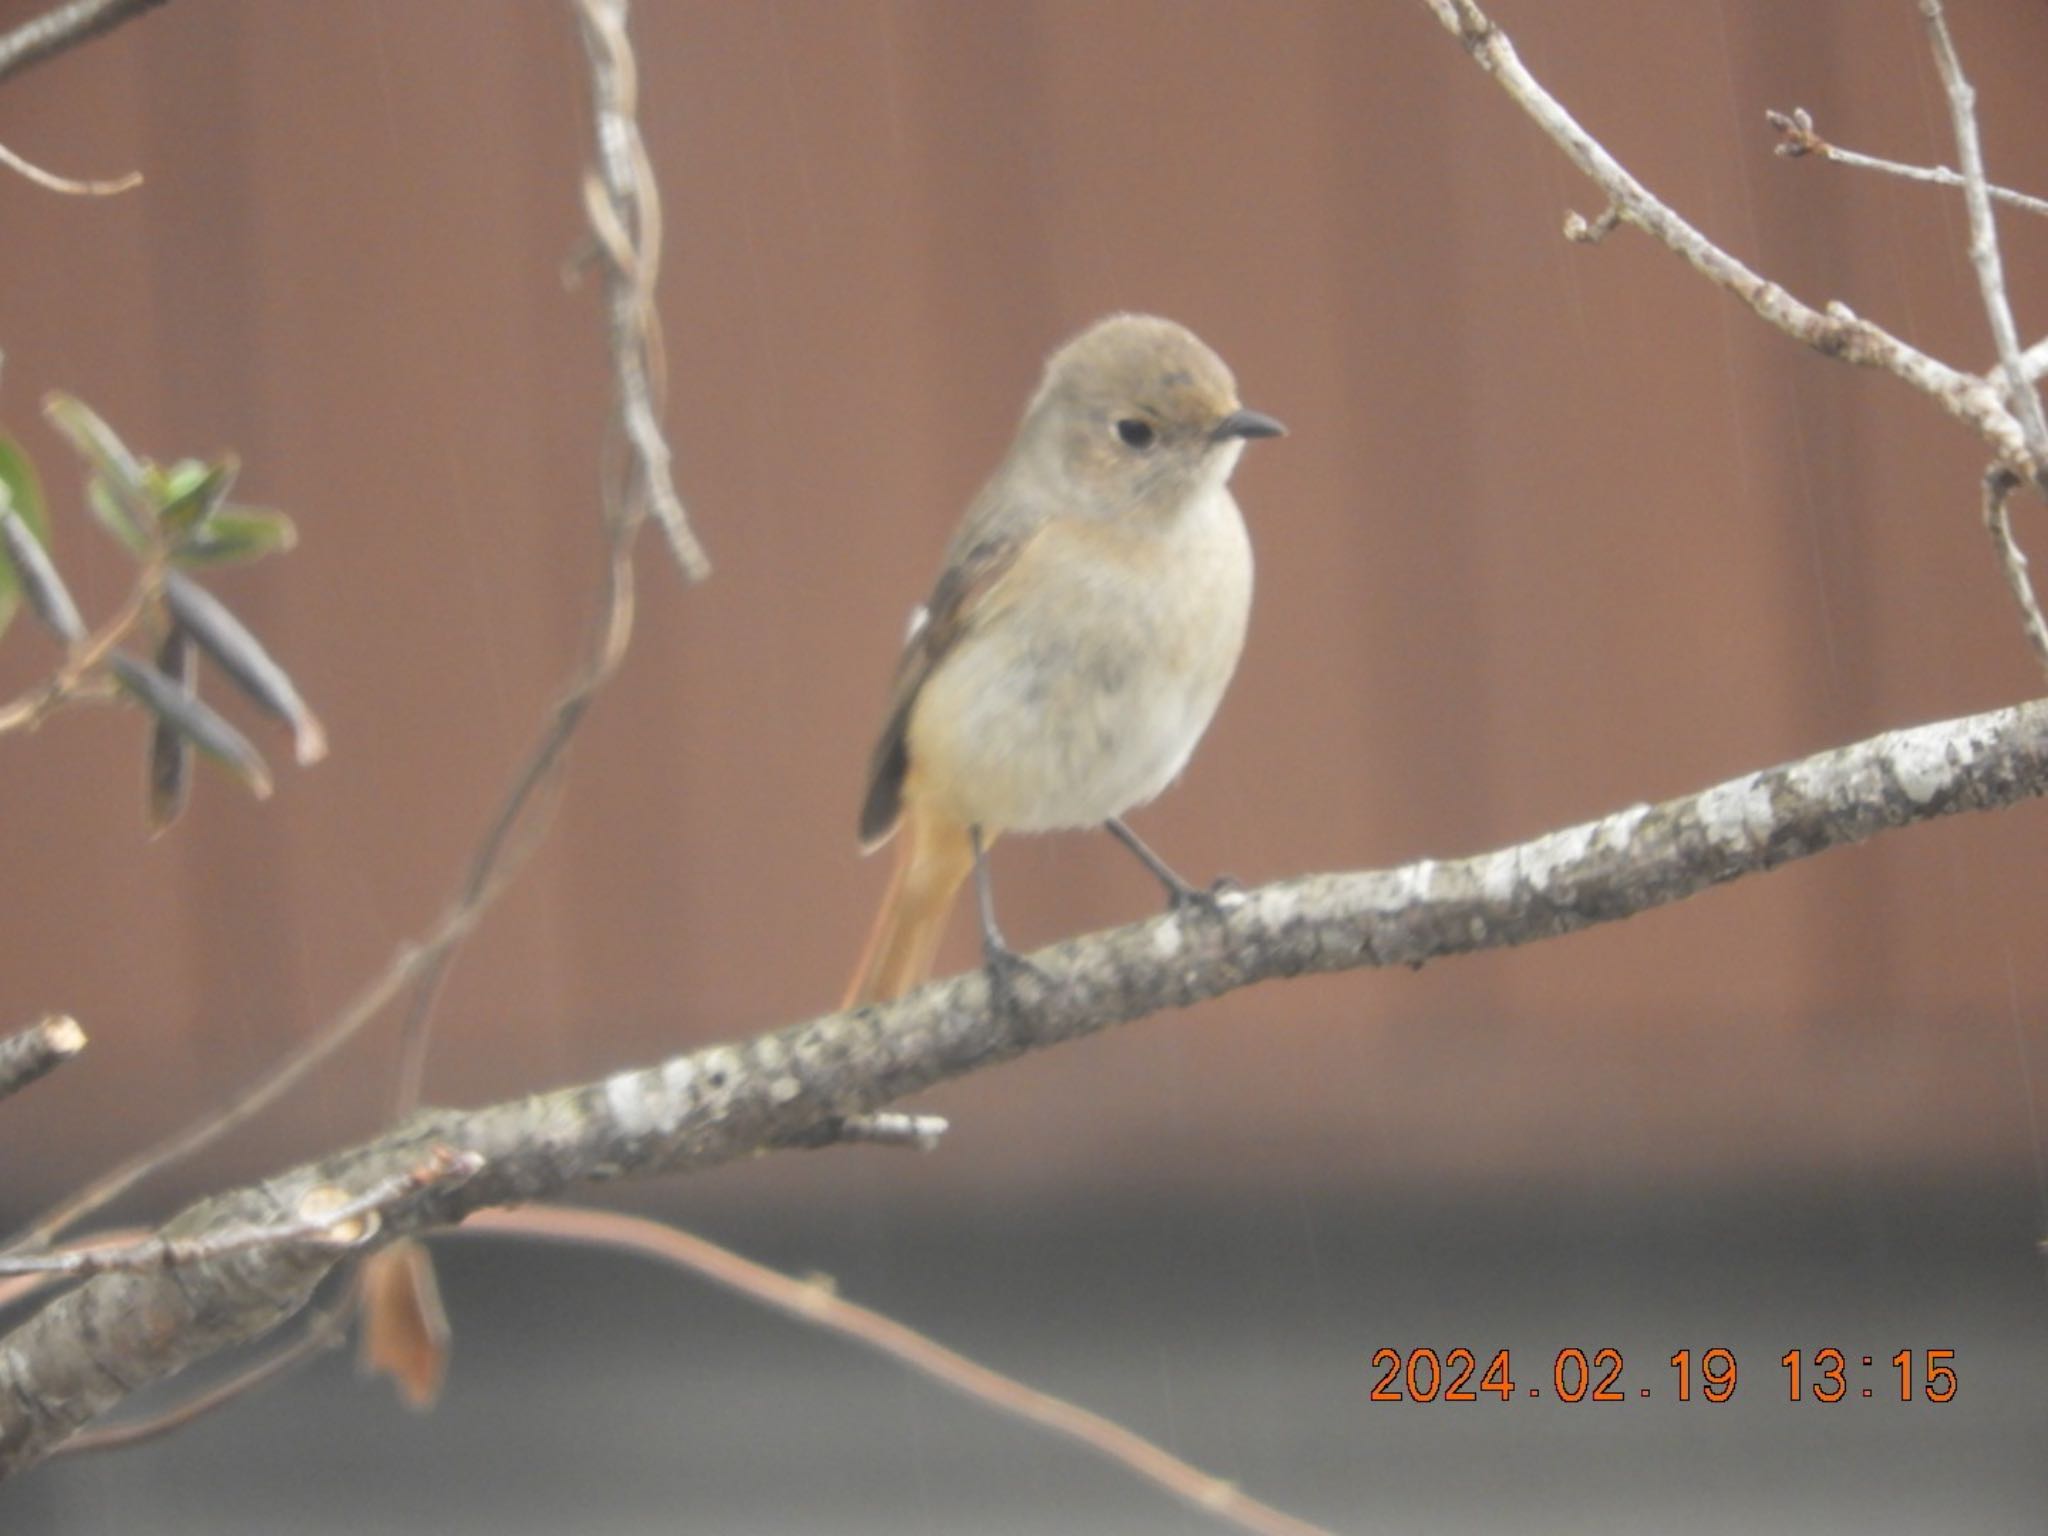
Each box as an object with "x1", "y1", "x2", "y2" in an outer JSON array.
[
  {"x1": 0, "y1": 1225, "x2": 142, "y2": 1316},
  {"x1": 1920, "y1": 1, "x2": 2048, "y2": 477},
  {"x1": 385, "y1": 0, "x2": 699, "y2": 1123},
  {"x1": 1422, "y1": 0, "x2": 2034, "y2": 474},
  {"x1": 1980, "y1": 466, "x2": 2048, "y2": 677},
  {"x1": 0, "y1": 140, "x2": 139, "y2": 196},
  {"x1": 8, "y1": 925, "x2": 473, "y2": 1252},
  {"x1": 5, "y1": 0, "x2": 703, "y2": 1261},
  {"x1": 572, "y1": 0, "x2": 711, "y2": 582},
  {"x1": 0, "y1": 1149, "x2": 480, "y2": 1279},
  {"x1": 0, "y1": 1016, "x2": 84, "y2": 1104},
  {"x1": 1767, "y1": 106, "x2": 2048, "y2": 219},
  {"x1": 2018, "y1": 336, "x2": 2048, "y2": 386},
  {"x1": 1562, "y1": 202, "x2": 1621, "y2": 245},
  {"x1": 8, "y1": 693, "x2": 2048, "y2": 1473},
  {"x1": 468, "y1": 1206, "x2": 1336, "y2": 1536},
  {"x1": 0, "y1": 0, "x2": 169, "y2": 86},
  {"x1": 776, "y1": 1111, "x2": 949, "y2": 1152},
  {"x1": 48, "y1": 5, "x2": 716, "y2": 1434},
  {"x1": 0, "y1": 571, "x2": 156, "y2": 737}
]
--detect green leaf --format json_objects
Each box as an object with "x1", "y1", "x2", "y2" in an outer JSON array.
[
  {"x1": 164, "y1": 571, "x2": 326, "y2": 766},
  {"x1": 146, "y1": 627, "x2": 198, "y2": 836},
  {"x1": 110, "y1": 650, "x2": 273, "y2": 801},
  {"x1": 0, "y1": 433, "x2": 47, "y2": 645},
  {"x1": 0, "y1": 434, "x2": 48, "y2": 542},
  {"x1": 170, "y1": 506, "x2": 297, "y2": 567},
  {"x1": 1, "y1": 509, "x2": 84, "y2": 645},
  {"x1": 86, "y1": 481, "x2": 151, "y2": 556},
  {"x1": 44, "y1": 393, "x2": 152, "y2": 552},
  {"x1": 154, "y1": 459, "x2": 204, "y2": 497},
  {"x1": 160, "y1": 455, "x2": 239, "y2": 544}
]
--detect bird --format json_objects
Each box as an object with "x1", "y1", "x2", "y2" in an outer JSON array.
[{"x1": 843, "y1": 313, "x2": 1283, "y2": 1009}]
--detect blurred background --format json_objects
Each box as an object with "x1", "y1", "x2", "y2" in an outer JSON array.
[{"x1": 1, "y1": 0, "x2": 2044, "y2": 1529}]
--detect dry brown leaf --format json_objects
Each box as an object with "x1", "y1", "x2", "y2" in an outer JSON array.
[{"x1": 357, "y1": 1239, "x2": 450, "y2": 1411}]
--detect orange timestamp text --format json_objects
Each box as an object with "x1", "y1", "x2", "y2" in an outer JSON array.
[{"x1": 1369, "y1": 1347, "x2": 1958, "y2": 1403}]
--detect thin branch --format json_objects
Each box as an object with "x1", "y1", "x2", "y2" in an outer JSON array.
[
  {"x1": 467, "y1": 1206, "x2": 1336, "y2": 1536},
  {"x1": 1920, "y1": 0, "x2": 2048, "y2": 478},
  {"x1": 7, "y1": 694, "x2": 2048, "y2": 1473},
  {"x1": 0, "y1": 568, "x2": 157, "y2": 737},
  {"x1": 0, "y1": 1226, "x2": 143, "y2": 1317},
  {"x1": 0, "y1": 1149, "x2": 479, "y2": 1280},
  {"x1": 1422, "y1": 0, "x2": 2034, "y2": 474},
  {"x1": 3, "y1": 0, "x2": 708, "y2": 1263},
  {"x1": 384, "y1": 0, "x2": 700, "y2": 1125},
  {"x1": 7, "y1": 928, "x2": 468, "y2": 1251},
  {"x1": 0, "y1": 139, "x2": 139, "y2": 196},
  {"x1": 1767, "y1": 106, "x2": 2048, "y2": 219},
  {"x1": 1562, "y1": 202, "x2": 1621, "y2": 245},
  {"x1": 0, "y1": 1016, "x2": 84, "y2": 1104},
  {"x1": 0, "y1": 0, "x2": 168, "y2": 86},
  {"x1": 572, "y1": 0, "x2": 711, "y2": 582},
  {"x1": 775, "y1": 1111, "x2": 950, "y2": 1152},
  {"x1": 1980, "y1": 466, "x2": 2048, "y2": 678},
  {"x1": 2020, "y1": 335, "x2": 2048, "y2": 387}
]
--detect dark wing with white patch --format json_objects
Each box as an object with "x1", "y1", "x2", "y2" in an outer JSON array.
[{"x1": 856, "y1": 531, "x2": 1027, "y2": 848}]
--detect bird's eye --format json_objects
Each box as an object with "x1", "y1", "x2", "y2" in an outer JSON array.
[{"x1": 1115, "y1": 418, "x2": 1156, "y2": 450}]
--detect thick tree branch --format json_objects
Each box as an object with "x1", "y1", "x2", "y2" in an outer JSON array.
[
  {"x1": 6, "y1": 696, "x2": 2048, "y2": 1475},
  {"x1": 0, "y1": 1149, "x2": 479, "y2": 1280},
  {"x1": 54, "y1": 1291, "x2": 352, "y2": 1458},
  {"x1": 1422, "y1": 0, "x2": 2036, "y2": 476},
  {"x1": 0, "y1": 0, "x2": 168, "y2": 87}
]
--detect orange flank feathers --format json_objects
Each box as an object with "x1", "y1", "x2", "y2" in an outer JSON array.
[{"x1": 842, "y1": 801, "x2": 980, "y2": 1008}]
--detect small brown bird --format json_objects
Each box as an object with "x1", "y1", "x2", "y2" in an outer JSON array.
[{"x1": 843, "y1": 313, "x2": 1283, "y2": 1008}]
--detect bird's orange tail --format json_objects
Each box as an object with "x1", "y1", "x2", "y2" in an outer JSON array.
[{"x1": 843, "y1": 802, "x2": 979, "y2": 1008}]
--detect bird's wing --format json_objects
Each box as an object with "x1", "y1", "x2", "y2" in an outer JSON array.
[{"x1": 856, "y1": 527, "x2": 1033, "y2": 848}]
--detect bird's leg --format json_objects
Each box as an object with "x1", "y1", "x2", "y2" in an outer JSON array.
[
  {"x1": 971, "y1": 824, "x2": 1045, "y2": 1010},
  {"x1": 1105, "y1": 817, "x2": 1237, "y2": 918}
]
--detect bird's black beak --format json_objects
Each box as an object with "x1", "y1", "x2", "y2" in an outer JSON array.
[{"x1": 1211, "y1": 408, "x2": 1287, "y2": 442}]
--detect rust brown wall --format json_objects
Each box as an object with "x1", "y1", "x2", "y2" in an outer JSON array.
[{"x1": 1, "y1": 0, "x2": 2045, "y2": 1214}]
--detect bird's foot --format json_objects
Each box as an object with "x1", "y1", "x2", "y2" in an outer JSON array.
[
  {"x1": 1165, "y1": 871, "x2": 1243, "y2": 922},
  {"x1": 1105, "y1": 818, "x2": 1238, "y2": 923},
  {"x1": 979, "y1": 932, "x2": 1049, "y2": 1018}
]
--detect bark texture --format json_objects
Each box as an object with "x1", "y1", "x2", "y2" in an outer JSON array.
[{"x1": 3, "y1": 696, "x2": 2045, "y2": 1475}]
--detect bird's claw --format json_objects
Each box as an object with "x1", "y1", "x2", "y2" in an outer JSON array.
[
  {"x1": 1167, "y1": 872, "x2": 1242, "y2": 921},
  {"x1": 980, "y1": 937, "x2": 1049, "y2": 1016}
]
